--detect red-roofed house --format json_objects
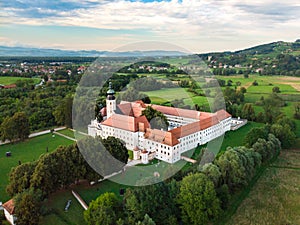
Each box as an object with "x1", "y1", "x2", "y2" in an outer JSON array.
[
  {"x1": 88, "y1": 83, "x2": 232, "y2": 164},
  {"x1": 2, "y1": 199, "x2": 16, "y2": 225}
]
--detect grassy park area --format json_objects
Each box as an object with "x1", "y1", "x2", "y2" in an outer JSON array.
[{"x1": 0, "y1": 133, "x2": 74, "y2": 202}]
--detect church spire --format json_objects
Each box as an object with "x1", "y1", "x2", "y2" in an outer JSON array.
[
  {"x1": 106, "y1": 82, "x2": 115, "y2": 100},
  {"x1": 106, "y1": 81, "x2": 116, "y2": 118}
]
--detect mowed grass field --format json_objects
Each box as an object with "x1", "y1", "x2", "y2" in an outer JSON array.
[
  {"x1": 143, "y1": 87, "x2": 211, "y2": 107},
  {"x1": 0, "y1": 76, "x2": 40, "y2": 85},
  {"x1": 227, "y1": 149, "x2": 300, "y2": 225},
  {"x1": 0, "y1": 133, "x2": 74, "y2": 202}
]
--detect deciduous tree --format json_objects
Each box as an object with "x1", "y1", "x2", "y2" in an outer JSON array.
[
  {"x1": 84, "y1": 192, "x2": 122, "y2": 225},
  {"x1": 177, "y1": 173, "x2": 221, "y2": 225},
  {"x1": 14, "y1": 188, "x2": 42, "y2": 225}
]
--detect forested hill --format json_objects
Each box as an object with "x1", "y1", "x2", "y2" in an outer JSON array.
[
  {"x1": 235, "y1": 39, "x2": 300, "y2": 55},
  {"x1": 198, "y1": 39, "x2": 300, "y2": 76}
]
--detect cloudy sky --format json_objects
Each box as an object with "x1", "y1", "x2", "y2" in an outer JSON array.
[{"x1": 1, "y1": 0, "x2": 299, "y2": 53}]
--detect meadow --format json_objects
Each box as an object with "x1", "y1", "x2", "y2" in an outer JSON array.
[
  {"x1": 218, "y1": 75, "x2": 300, "y2": 123},
  {"x1": 226, "y1": 149, "x2": 300, "y2": 225},
  {"x1": 0, "y1": 133, "x2": 74, "y2": 202},
  {"x1": 0, "y1": 76, "x2": 40, "y2": 85},
  {"x1": 142, "y1": 87, "x2": 211, "y2": 107}
]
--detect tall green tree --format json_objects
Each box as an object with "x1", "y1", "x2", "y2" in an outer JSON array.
[
  {"x1": 241, "y1": 103, "x2": 256, "y2": 121},
  {"x1": 124, "y1": 181, "x2": 179, "y2": 224},
  {"x1": 215, "y1": 148, "x2": 247, "y2": 190},
  {"x1": 53, "y1": 96, "x2": 73, "y2": 128},
  {"x1": 136, "y1": 214, "x2": 156, "y2": 225},
  {"x1": 270, "y1": 124, "x2": 296, "y2": 149},
  {"x1": 177, "y1": 173, "x2": 221, "y2": 225},
  {"x1": 102, "y1": 136, "x2": 129, "y2": 164},
  {"x1": 244, "y1": 126, "x2": 269, "y2": 147},
  {"x1": 0, "y1": 112, "x2": 30, "y2": 142},
  {"x1": 84, "y1": 192, "x2": 122, "y2": 225},
  {"x1": 14, "y1": 188, "x2": 42, "y2": 225},
  {"x1": 141, "y1": 106, "x2": 169, "y2": 130},
  {"x1": 6, "y1": 161, "x2": 37, "y2": 197},
  {"x1": 263, "y1": 94, "x2": 284, "y2": 123},
  {"x1": 294, "y1": 102, "x2": 300, "y2": 119}
]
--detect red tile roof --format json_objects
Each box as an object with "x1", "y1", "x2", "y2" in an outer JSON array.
[
  {"x1": 144, "y1": 128, "x2": 180, "y2": 146},
  {"x1": 100, "y1": 107, "x2": 107, "y2": 116},
  {"x1": 3, "y1": 199, "x2": 15, "y2": 215},
  {"x1": 2, "y1": 84, "x2": 17, "y2": 89},
  {"x1": 102, "y1": 100, "x2": 231, "y2": 146},
  {"x1": 101, "y1": 114, "x2": 149, "y2": 132},
  {"x1": 150, "y1": 104, "x2": 201, "y2": 120},
  {"x1": 170, "y1": 110, "x2": 231, "y2": 139},
  {"x1": 118, "y1": 102, "x2": 134, "y2": 116},
  {"x1": 118, "y1": 101, "x2": 145, "y2": 117}
]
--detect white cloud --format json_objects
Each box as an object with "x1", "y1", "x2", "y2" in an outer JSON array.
[{"x1": 1, "y1": 0, "x2": 300, "y2": 52}]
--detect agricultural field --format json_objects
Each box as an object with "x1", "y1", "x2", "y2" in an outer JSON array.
[
  {"x1": 0, "y1": 76, "x2": 40, "y2": 85},
  {"x1": 218, "y1": 75, "x2": 300, "y2": 118},
  {"x1": 217, "y1": 75, "x2": 300, "y2": 92},
  {"x1": 0, "y1": 133, "x2": 74, "y2": 202},
  {"x1": 227, "y1": 149, "x2": 300, "y2": 225}
]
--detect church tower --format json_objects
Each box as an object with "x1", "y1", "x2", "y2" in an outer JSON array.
[{"x1": 106, "y1": 82, "x2": 116, "y2": 118}]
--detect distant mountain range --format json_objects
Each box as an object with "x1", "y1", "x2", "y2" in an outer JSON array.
[
  {"x1": 1, "y1": 40, "x2": 299, "y2": 57},
  {"x1": 0, "y1": 46, "x2": 187, "y2": 57}
]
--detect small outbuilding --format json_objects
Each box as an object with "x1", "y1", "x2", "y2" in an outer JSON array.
[{"x1": 2, "y1": 199, "x2": 17, "y2": 225}]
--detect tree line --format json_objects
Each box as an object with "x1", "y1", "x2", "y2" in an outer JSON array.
[
  {"x1": 6, "y1": 136, "x2": 128, "y2": 225},
  {"x1": 84, "y1": 129, "x2": 283, "y2": 225}
]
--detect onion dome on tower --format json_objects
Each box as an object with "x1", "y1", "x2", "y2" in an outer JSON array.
[
  {"x1": 106, "y1": 82, "x2": 115, "y2": 100},
  {"x1": 106, "y1": 82, "x2": 116, "y2": 118}
]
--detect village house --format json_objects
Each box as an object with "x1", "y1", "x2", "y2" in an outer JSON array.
[{"x1": 2, "y1": 199, "x2": 16, "y2": 225}]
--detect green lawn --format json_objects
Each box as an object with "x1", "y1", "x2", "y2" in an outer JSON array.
[
  {"x1": 184, "y1": 95, "x2": 211, "y2": 107},
  {"x1": 74, "y1": 180, "x2": 128, "y2": 203},
  {"x1": 143, "y1": 88, "x2": 192, "y2": 103},
  {"x1": 218, "y1": 122, "x2": 263, "y2": 153},
  {"x1": 40, "y1": 189, "x2": 87, "y2": 225},
  {"x1": 0, "y1": 76, "x2": 40, "y2": 85},
  {"x1": 0, "y1": 133, "x2": 74, "y2": 202},
  {"x1": 143, "y1": 87, "x2": 213, "y2": 108},
  {"x1": 40, "y1": 180, "x2": 130, "y2": 225},
  {"x1": 57, "y1": 129, "x2": 89, "y2": 140},
  {"x1": 57, "y1": 129, "x2": 75, "y2": 138},
  {"x1": 247, "y1": 83, "x2": 298, "y2": 95}
]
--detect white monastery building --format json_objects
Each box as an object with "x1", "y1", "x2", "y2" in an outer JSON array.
[{"x1": 88, "y1": 83, "x2": 232, "y2": 164}]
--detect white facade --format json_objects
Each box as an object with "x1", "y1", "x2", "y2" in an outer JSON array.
[
  {"x1": 2, "y1": 200, "x2": 16, "y2": 225},
  {"x1": 88, "y1": 84, "x2": 232, "y2": 164},
  {"x1": 4, "y1": 209, "x2": 16, "y2": 225},
  {"x1": 88, "y1": 106, "x2": 232, "y2": 164}
]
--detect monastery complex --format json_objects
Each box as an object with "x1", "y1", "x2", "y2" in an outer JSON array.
[{"x1": 88, "y1": 83, "x2": 240, "y2": 164}]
